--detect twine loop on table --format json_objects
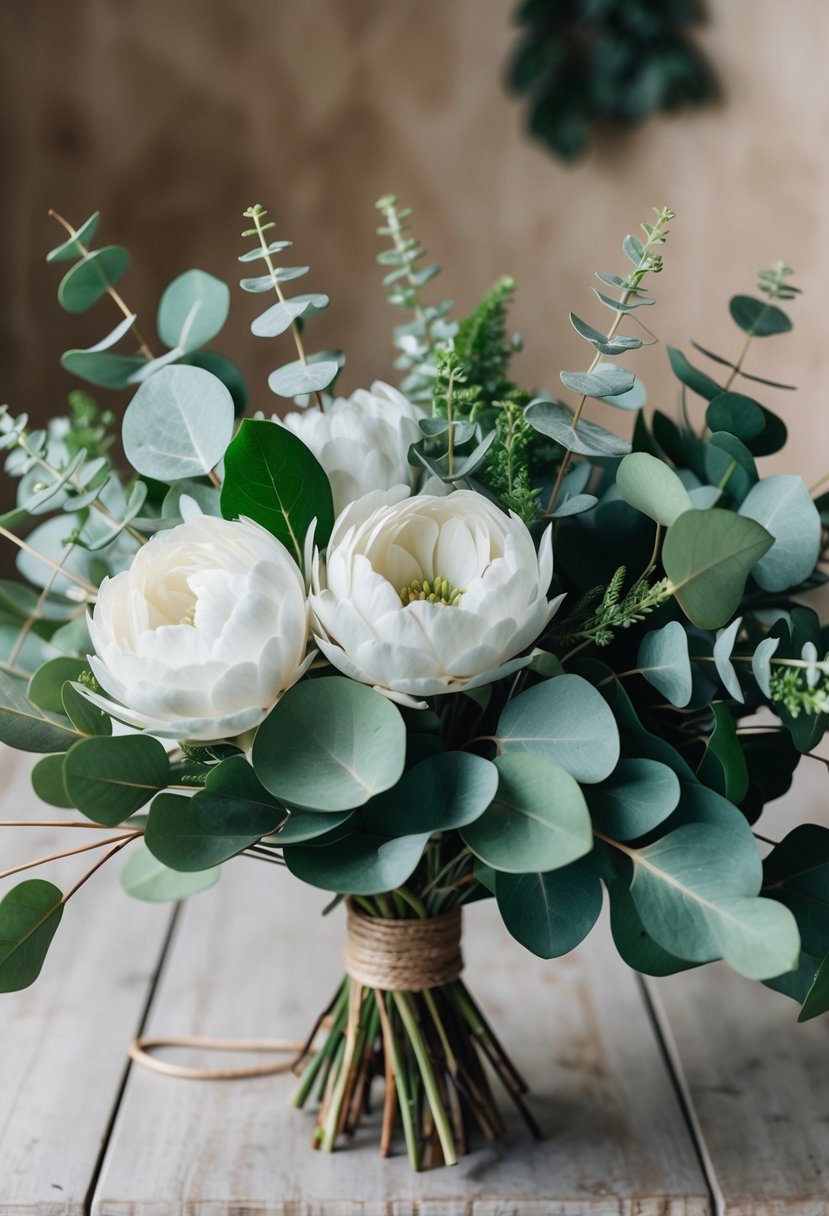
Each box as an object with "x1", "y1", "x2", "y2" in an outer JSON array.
[
  {"x1": 129, "y1": 904, "x2": 463, "y2": 1079},
  {"x1": 345, "y1": 900, "x2": 463, "y2": 991}
]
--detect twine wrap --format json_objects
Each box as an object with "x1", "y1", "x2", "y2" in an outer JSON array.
[{"x1": 345, "y1": 901, "x2": 463, "y2": 991}]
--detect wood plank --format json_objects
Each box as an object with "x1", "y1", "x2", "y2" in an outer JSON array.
[
  {"x1": 653, "y1": 742, "x2": 829, "y2": 1215},
  {"x1": 0, "y1": 749, "x2": 173, "y2": 1215},
  {"x1": 92, "y1": 855, "x2": 709, "y2": 1215}
]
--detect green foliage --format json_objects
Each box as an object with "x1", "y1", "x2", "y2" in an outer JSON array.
[
  {"x1": 121, "y1": 840, "x2": 220, "y2": 902},
  {"x1": 662, "y1": 509, "x2": 773, "y2": 630},
  {"x1": 375, "y1": 194, "x2": 456, "y2": 402},
  {"x1": 252, "y1": 677, "x2": 407, "y2": 812},
  {"x1": 123, "y1": 365, "x2": 234, "y2": 482},
  {"x1": 495, "y1": 864, "x2": 602, "y2": 958},
  {"x1": 507, "y1": 0, "x2": 716, "y2": 163},
  {"x1": 453, "y1": 275, "x2": 519, "y2": 408},
  {"x1": 63, "y1": 733, "x2": 170, "y2": 824},
  {"x1": 498, "y1": 672, "x2": 620, "y2": 783},
  {"x1": 555, "y1": 566, "x2": 672, "y2": 649},
  {"x1": 241, "y1": 204, "x2": 341, "y2": 404},
  {"x1": 220, "y1": 418, "x2": 334, "y2": 566},
  {"x1": 0, "y1": 880, "x2": 64, "y2": 992}
]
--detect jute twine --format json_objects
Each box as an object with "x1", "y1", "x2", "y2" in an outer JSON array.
[
  {"x1": 344, "y1": 900, "x2": 463, "y2": 991},
  {"x1": 129, "y1": 903, "x2": 462, "y2": 1079}
]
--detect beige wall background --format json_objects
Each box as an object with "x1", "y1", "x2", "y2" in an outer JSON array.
[{"x1": 1, "y1": 0, "x2": 827, "y2": 485}]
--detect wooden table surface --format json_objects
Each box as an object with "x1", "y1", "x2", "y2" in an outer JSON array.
[{"x1": 1, "y1": 746, "x2": 827, "y2": 1216}]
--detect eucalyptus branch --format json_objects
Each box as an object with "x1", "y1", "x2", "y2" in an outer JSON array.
[
  {"x1": 0, "y1": 830, "x2": 140, "y2": 883},
  {"x1": 244, "y1": 204, "x2": 323, "y2": 411},
  {"x1": 546, "y1": 206, "x2": 675, "y2": 515},
  {"x1": 48, "y1": 210, "x2": 155, "y2": 359}
]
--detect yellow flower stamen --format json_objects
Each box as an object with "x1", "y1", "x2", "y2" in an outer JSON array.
[{"x1": 399, "y1": 575, "x2": 464, "y2": 607}]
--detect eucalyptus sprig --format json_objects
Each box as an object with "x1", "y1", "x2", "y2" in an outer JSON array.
[
  {"x1": 375, "y1": 194, "x2": 456, "y2": 402},
  {"x1": 240, "y1": 203, "x2": 341, "y2": 406}
]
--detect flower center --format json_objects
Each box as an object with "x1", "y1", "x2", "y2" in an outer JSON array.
[
  {"x1": 399, "y1": 576, "x2": 464, "y2": 607},
  {"x1": 180, "y1": 603, "x2": 197, "y2": 627}
]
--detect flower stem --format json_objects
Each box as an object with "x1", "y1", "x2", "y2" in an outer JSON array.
[{"x1": 392, "y1": 990, "x2": 458, "y2": 1166}]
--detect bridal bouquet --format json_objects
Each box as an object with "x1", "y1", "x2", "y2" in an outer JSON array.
[{"x1": 1, "y1": 197, "x2": 827, "y2": 1170}]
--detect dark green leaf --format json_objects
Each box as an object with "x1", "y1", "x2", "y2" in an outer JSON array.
[
  {"x1": 284, "y1": 831, "x2": 429, "y2": 896},
  {"x1": 63, "y1": 734, "x2": 170, "y2": 825},
  {"x1": 220, "y1": 418, "x2": 334, "y2": 564},
  {"x1": 361, "y1": 751, "x2": 498, "y2": 836},
  {"x1": 662, "y1": 508, "x2": 773, "y2": 629},
  {"x1": 667, "y1": 346, "x2": 722, "y2": 400},
  {"x1": 0, "y1": 880, "x2": 64, "y2": 992},
  {"x1": 58, "y1": 246, "x2": 130, "y2": 313},
  {"x1": 496, "y1": 865, "x2": 602, "y2": 958},
  {"x1": 587, "y1": 759, "x2": 680, "y2": 840},
  {"x1": 0, "y1": 671, "x2": 80, "y2": 753},
  {"x1": 729, "y1": 295, "x2": 791, "y2": 337}
]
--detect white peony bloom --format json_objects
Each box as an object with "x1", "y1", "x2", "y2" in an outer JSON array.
[
  {"x1": 310, "y1": 488, "x2": 562, "y2": 707},
  {"x1": 279, "y1": 381, "x2": 423, "y2": 514},
  {"x1": 83, "y1": 515, "x2": 312, "y2": 741}
]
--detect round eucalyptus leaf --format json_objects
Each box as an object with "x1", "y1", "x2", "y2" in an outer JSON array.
[
  {"x1": 752, "y1": 635, "x2": 780, "y2": 698},
  {"x1": 361, "y1": 751, "x2": 498, "y2": 836},
  {"x1": 267, "y1": 358, "x2": 340, "y2": 399},
  {"x1": 705, "y1": 393, "x2": 766, "y2": 442},
  {"x1": 31, "y1": 754, "x2": 73, "y2": 809},
  {"x1": 460, "y1": 753, "x2": 593, "y2": 874},
  {"x1": 738, "y1": 475, "x2": 821, "y2": 592},
  {"x1": 252, "y1": 677, "x2": 406, "y2": 812},
  {"x1": 587, "y1": 758, "x2": 680, "y2": 840},
  {"x1": 498, "y1": 673, "x2": 620, "y2": 783},
  {"x1": 157, "y1": 269, "x2": 230, "y2": 353},
  {"x1": 525, "y1": 399, "x2": 631, "y2": 457},
  {"x1": 122, "y1": 365, "x2": 234, "y2": 481},
  {"x1": 63, "y1": 733, "x2": 170, "y2": 825},
  {"x1": 560, "y1": 365, "x2": 636, "y2": 399},
  {"x1": 729, "y1": 295, "x2": 791, "y2": 337},
  {"x1": 58, "y1": 246, "x2": 130, "y2": 313},
  {"x1": 144, "y1": 791, "x2": 277, "y2": 872},
  {"x1": 251, "y1": 299, "x2": 310, "y2": 338},
  {"x1": 0, "y1": 671, "x2": 79, "y2": 754},
  {"x1": 284, "y1": 831, "x2": 429, "y2": 895},
  {"x1": 496, "y1": 865, "x2": 602, "y2": 958},
  {"x1": 0, "y1": 880, "x2": 64, "y2": 992},
  {"x1": 29, "y1": 657, "x2": 89, "y2": 714},
  {"x1": 121, "y1": 839, "x2": 220, "y2": 903},
  {"x1": 637, "y1": 621, "x2": 692, "y2": 708},
  {"x1": 240, "y1": 267, "x2": 309, "y2": 292},
  {"x1": 46, "y1": 212, "x2": 100, "y2": 262},
  {"x1": 273, "y1": 809, "x2": 354, "y2": 844},
  {"x1": 662, "y1": 508, "x2": 773, "y2": 629},
  {"x1": 237, "y1": 240, "x2": 293, "y2": 263},
  {"x1": 616, "y1": 452, "x2": 694, "y2": 526},
  {"x1": 60, "y1": 350, "x2": 147, "y2": 389}
]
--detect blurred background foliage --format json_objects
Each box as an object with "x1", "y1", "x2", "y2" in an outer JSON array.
[{"x1": 508, "y1": 0, "x2": 716, "y2": 162}]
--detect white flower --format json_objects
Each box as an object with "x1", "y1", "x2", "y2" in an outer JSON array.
[
  {"x1": 310, "y1": 488, "x2": 562, "y2": 707},
  {"x1": 279, "y1": 381, "x2": 423, "y2": 514},
  {"x1": 83, "y1": 515, "x2": 311, "y2": 741}
]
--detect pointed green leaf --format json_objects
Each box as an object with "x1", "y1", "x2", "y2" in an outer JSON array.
[
  {"x1": 219, "y1": 417, "x2": 334, "y2": 561},
  {"x1": 713, "y1": 617, "x2": 744, "y2": 702}
]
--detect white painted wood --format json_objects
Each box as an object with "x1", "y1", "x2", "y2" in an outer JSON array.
[
  {"x1": 92, "y1": 855, "x2": 709, "y2": 1215},
  {"x1": 0, "y1": 749, "x2": 173, "y2": 1215},
  {"x1": 654, "y1": 739, "x2": 829, "y2": 1215}
]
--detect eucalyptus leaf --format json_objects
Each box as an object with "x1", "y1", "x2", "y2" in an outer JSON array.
[
  {"x1": 240, "y1": 267, "x2": 309, "y2": 292},
  {"x1": 60, "y1": 350, "x2": 147, "y2": 390},
  {"x1": 662, "y1": 508, "x2": 773, "y2": 629},
  {"x1": 560, "y1": 366, "x2": 635, "y2": 399},
  {"x1": 157, "y1": 269, "x2": 230, "y2": 353},
  {"x1": 252, "y1": 677, "x2": 406, "y2": 812},
  {"x1": 46, "y1": 212, "x2": 100, "y2": 262},
  {"x1": 738, "y1": 476, "x2": 821, "y2": 592},
  {"x1": 361, "y1": 751, "x2": 498, "y2": 836},
  {"x1": 569, "y1": 312, "x2": 642, "y2": 355},
  {"x1": 713, "y1": 616, "x2": 744, "y2": 702},
  {"x1": 461, "y1": 753, "x2": 593, "y2": 874},
  {"x1": 699, "y1": 703, "x2": 748, "y2": 804},
  {"x1": 729, "y1": 295, "x2": 791, "y2": 337},
  {"x1": 267, "y1": 358, "x2": 340, "y2": 399},
  {"x1": 273, "y1": 809, "x2": 354, "y2": 844},
  {"x1": 121, "y1": 839, "x2": 220, "y2": 902},
  {"x1": 550, "y1": 493, "x2": 597, "y2": 519},
  {"x1": 63, "y1": 733, "x2": 170, "y2": 825},
  {"x1": 58, "y1": 246, "x2": 130, "y2": 313},
  {"x1": 636, "y1": 622, "x2": 692, "y2": 708},
  {"x1": 525, "y1": 399, "x2": 631, "y2": 458},
  {"x1": 29, "y1": 657, "x2": 89, "y2": 714},
  {"x1": 122, "y1": 365, "x2": 234, "y2": 482},
  {"x1": 30, "y1": 754, "x2": 73, "y2": 808},
  {"x1": 220, "y1": 418, "x2": 334, "y2": 563},
  {"x1": 251, "y1": 299, "x2": 310, "y2": 338},
  {"x1": 145, "y1": 791, "x2": 277, "y2": 872},
  {"x1": 284, "y1": 831, "x2": 429, "y2": 896},
  {"x1": 0, "y1": 671, "x2": 79, "y2": 753},
  {"x1": 237, "y1": 240, "x2": 292, "y2": 263},
  {"x1": 587, "y1": 758, "x2": 681, "y2": 840},
  {"x1": 667, "y1": 347, "x2": 722, "y2": 400},
  {"x1": 616, "y1": 452, "x2": 694, "y2": 526},
  {"x1": 61, "y1": 682, "x2": 112, "y2": 737},
  {"x1": 752, "y1": 635, "x2": 780, "y2": 698},
  {"x1": 705, "y1": 393, "x2": 766, "y2": 442},
  {"x1": 496, "y1": 865, "x2": 602, "y2": 958},
  {"x1": 498, "y1": 672, "x2": 620, "y2": 783},
  {"x1": 0, "y1": 880, "x2": 64, "y2": 992}
]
